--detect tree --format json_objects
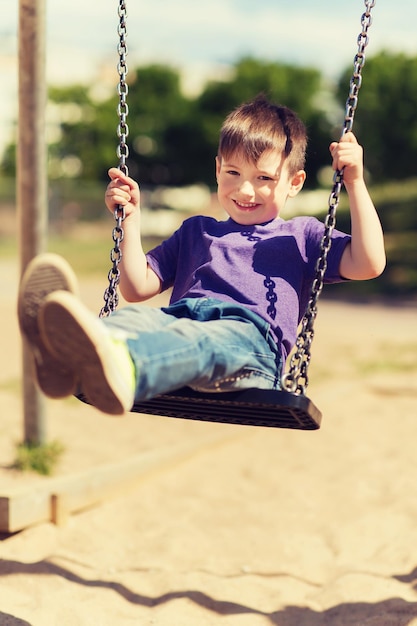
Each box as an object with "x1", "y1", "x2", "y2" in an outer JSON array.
[
  {"x1": 124, "y1": 64, "x2": 194, "y2": 185},
  {"x1": 1, "y1": 59, "x2": 334, "y2": 188},
  {"x1": 337, "y1": 51, "x2": 417, "y2": 182}
]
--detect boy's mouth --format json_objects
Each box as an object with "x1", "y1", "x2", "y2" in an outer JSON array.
[{"x1": 233, "y1": 200, "x2": 259, "y2": 210}]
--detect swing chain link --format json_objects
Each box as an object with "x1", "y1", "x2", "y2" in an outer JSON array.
[
  {"x1": 100, "y1": 0, "x2": 129, "y2": 318},
  {"x1": 282, "y1": 0, "x2": 375, "y2": 394}
]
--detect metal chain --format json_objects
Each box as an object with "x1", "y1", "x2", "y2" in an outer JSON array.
[
  {"x1": 100, "y1": 0, "x2": 375, "y2": 387},
  {"x1": 282, "y1": 0, "x2": 376, "y2": 394},
  {"x1": 100, "y1": 0, "x2": 129, "y2": 317}
]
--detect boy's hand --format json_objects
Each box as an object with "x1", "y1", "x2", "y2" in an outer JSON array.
[
  {"x1": 105, "y1": 167, "x2": 140, "y2": 217},
  {"x1": 329, "y1": 132, "x2": 364, "y2": 185}
]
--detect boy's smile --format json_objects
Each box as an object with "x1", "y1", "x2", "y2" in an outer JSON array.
[
  {"x1": 216, "y1": 149, "x2": 305, "y2": 226},
  {"x1": 233, "y1": 200, "x2": 260, "y2": 211}
]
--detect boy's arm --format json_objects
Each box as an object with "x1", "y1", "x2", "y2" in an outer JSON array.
[
  {"x1": 105, "y1": 168, "x2": 162, "y2": 301},
  {"x1": 330, "y1": 133, "x2": 386, "y2": 280}
]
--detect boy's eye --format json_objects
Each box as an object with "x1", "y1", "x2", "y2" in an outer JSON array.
[
  {"x1": 259, "y1": 175, "x2": 273, "y2": 181},
  {"x1": 226, "y1": 169, "x2": 239, "y2": 176}
]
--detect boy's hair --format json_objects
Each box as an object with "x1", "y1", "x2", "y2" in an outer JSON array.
[{"x1": 218, "y1": 94, "x2": 307, "y2": 174}]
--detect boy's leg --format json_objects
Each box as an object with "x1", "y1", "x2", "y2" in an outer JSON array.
[
  {"x1": 37, "y1": 291, "x2": 278, "y2": 415},
  {"x1": 102, "y1": 301, "x2": 279, "y2": 398},
  {"x1": 17, "y1": 253, "x2": 79, "y2": 397}
]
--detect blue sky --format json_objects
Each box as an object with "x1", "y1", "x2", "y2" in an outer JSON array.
[{"x1": 1, "y1": 1, "x2": 417, "y2": 151}]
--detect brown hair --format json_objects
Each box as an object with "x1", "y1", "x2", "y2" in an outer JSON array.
[{"x1": 218, "y1": 94, "x2": 307, "y2": 174}]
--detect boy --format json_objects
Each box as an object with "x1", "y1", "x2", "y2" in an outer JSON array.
[{"x1": 18, "y1": 96, "x2": 386, "y2": 415}]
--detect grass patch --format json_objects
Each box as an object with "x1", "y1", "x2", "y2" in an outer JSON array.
[
  {"x1": 0, "y1": 237, "x2": 18, "y2": 258},
  {"x1": 0, "y1": 219, "x2": 163, "y2": 279},
  {"x1": 48, "y1": 228, "x2": 114, "y2": 276},
  {"x1": 0, "y1": 378, "x2": 21, "y2": 395},
  {"x1": 13, "y1": 440, "x2": 65, "y2": 476},
  {"x1": 48, "y1": 229, "x2": 163, "y2": 276},
  {"x1": 356, "y1": 343, "x2": 417, "y2": 375}
]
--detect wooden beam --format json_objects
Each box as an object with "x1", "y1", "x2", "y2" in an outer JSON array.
[{"x1": 0, "y1": 432, "x2": 234, "y2": 533}]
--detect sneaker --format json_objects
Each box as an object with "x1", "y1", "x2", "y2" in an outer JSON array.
[
  {"x1": 39, "y1": 290, "x2": 135, "y2": 415},
  {"x1": 17, "y1": 253, "x2": 79, "y2": 397}
]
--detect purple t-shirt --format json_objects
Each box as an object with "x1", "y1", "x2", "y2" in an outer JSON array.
[{"x1": 146, "y1": 216, "x2": 350, "y2": 361}]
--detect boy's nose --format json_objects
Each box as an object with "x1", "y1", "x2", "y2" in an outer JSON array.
[{"x1": 237, "y1": 180, "x2": 255, "y2": 197}]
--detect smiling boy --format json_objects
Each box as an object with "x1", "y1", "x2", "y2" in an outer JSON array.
[{"x1": 18, "y1": 95, "x2": 386, "y2": 415}]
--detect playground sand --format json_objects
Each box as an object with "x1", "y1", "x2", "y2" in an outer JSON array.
[{"x1": 1, "y1": 261, "x2": 417, "y2": 625}]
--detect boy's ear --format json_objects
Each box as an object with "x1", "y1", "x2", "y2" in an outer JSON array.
[
  {"x1": 288, "y1": 169, "x2": 306, "y2": 197},
  {"x1": 215, "y1": 156, "x2": 221, "y2": 179}
]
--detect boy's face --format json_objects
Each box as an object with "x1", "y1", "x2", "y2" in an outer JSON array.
[{"x1": 215, "y1": 149, "x2": 305, "y2": 226}]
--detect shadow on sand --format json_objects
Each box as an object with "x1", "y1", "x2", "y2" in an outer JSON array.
[{"x1": 1, "y1": 558, "x2": 417, "y2": 625}]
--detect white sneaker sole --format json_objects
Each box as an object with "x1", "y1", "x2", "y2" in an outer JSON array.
[{"x1": 17, "y1": 253, "x2": 79, "y2": 398}]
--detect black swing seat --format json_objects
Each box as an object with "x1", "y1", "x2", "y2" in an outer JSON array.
[
  {"x1": 76, "y1": 387, "x2": 321, "y2": 429},
  {"x1": 128, "y1": 388, "x2": 321, "y2": 430},
  {"x1": 131, "y1": 388, "x2": 321, "y2": 430},
  {"x1": 77, "y1": 387, "x2": 321, "y2": 429}
]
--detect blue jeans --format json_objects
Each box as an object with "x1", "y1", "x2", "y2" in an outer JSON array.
[{"x1": 102, "y1": 297, "x2": 282, "y2": 401}]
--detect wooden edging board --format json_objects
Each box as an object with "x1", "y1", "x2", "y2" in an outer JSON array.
[{"x1": 0, "y1": 433, "x2": 234, "y2": 533}]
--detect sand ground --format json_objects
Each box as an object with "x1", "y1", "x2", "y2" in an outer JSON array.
[{"x1": 1, "y1": 257, "x2": 417, "y2": 625}]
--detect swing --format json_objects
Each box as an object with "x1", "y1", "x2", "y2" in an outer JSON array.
[{"x1": 83, "y1": 1, "x2": 376, "y2": 430}]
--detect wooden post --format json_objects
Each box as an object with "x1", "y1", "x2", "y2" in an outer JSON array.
[{"x1": 17, "y1": 0, "x2": 48, "y2": 444}]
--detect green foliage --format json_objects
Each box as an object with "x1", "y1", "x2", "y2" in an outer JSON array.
[
  {"x1": 4, "y1": 51, "x2": 417, "y2": 187},
  {"x1": 47, "y1": 85, "x2": 117, "y2": 181},
  {"x1": 1, "y1": 143, "x2": 16, "y2": 177},
  {"x1": 319, "y1": 178, "x2": 417, "y2": 299},
  {"x1": 0, "y1": 58, "x2": 334, "y2": 187},
  {"x1": 126, "y1": 65, "x2": 195, "y2": 185},
  {"x1": 337, "y1": 51, "x2": 417, "y2": 182},
  {"x1": 13, "y1": 440, "x2": 65, "y2": 476},
  {"x1": 356, "y1": 341, "x2": 417, "y2": 375}
]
